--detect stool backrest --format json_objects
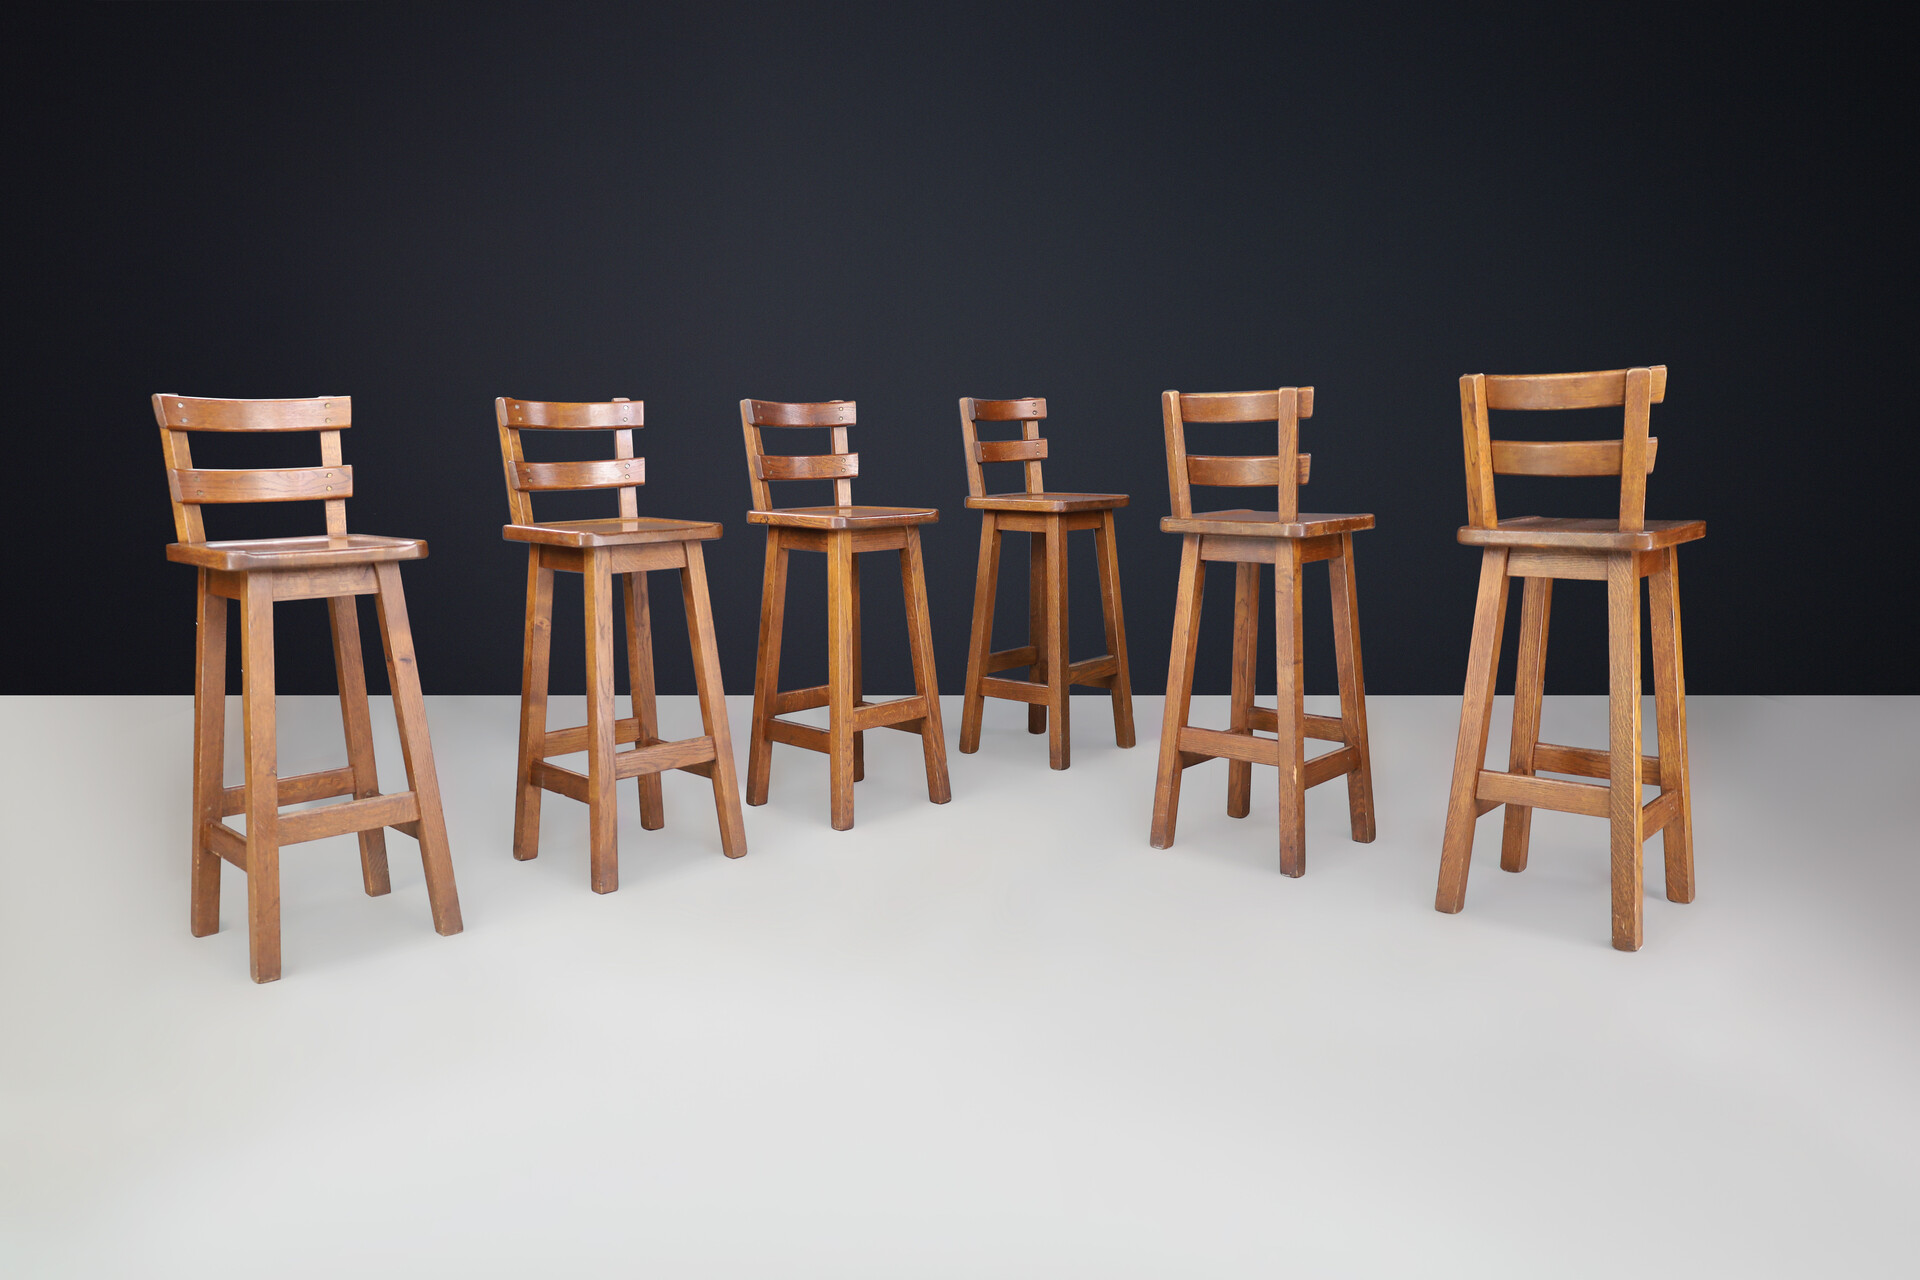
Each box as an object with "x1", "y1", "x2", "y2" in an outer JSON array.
[
  {"x1": 1459, "y1": 366, "x2": 1666, "y2": 532},
  {"x1": 958, "y1": 398, "x2": 1049, "y2": 498},
  {"x1": 154, "y1": 394, "x2": 355, "y2": 543},
  {"x1": 1160, "y1": 388, "x2": 1315, "y2": 521},
  {"x1": 495, "y1": 398, "x2": 646, "y2": 525},
  {"x1": 739, "y1": 400, "x2": 860, "y2": 511}
]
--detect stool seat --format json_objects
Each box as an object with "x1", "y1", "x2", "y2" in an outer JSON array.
[
  {"x1": 503, "y1": 516, "x2": 722, "y2": 548},
  {"x1": 1160, "y1": 509, "x2": 1375, "y2": 539},
  {"x1": 1456, "y1": 516, "x2": 1706, "y2": 552},
  {"x1": 965, "y1": 491, "x2": 1129, "y2": 514},
  {"x1": 747, "y1": 504, "x2": 939, "y2": 530},
  {"x1": 165, "y1": 533, "x2": 426, "y2": 572}
]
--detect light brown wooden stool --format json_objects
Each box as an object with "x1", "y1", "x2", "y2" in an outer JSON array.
[
  {"x1": 497, "y1": 398, "x2": 746, "y2": 891},
  {"x1": 956, "y1": 396, "x2": 1135, "y2": 769},
  {"x1": 1148, "y1": 388, "x2": 1377, "y2": 875},
  {"x1": 739, "y1": 399, "x2": 950, "y2": 831},
  {"x1": 156, "y1": 393, "x2": 463, "y2": 983},
  {"x1": 1435, "y1": 367, "x2": 1701, "y2": 951}
]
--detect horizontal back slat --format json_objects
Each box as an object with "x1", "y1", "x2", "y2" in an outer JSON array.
[
  {"x1": 1176, "y1": 387, "x2": 1315, "y2": 422},
  {"x1": 1482, "y1": 367, "x2": 1667, "y2": 410},
  {"x1": 170, "y1": 466, "x2": 352, "y2": 504},
  {"x1": 501, "y1": 399, "x2": 643, "y2": 429},
  {"x1": 512, "y1": 458, "x2": 645, "y2": 491},
  {"x1": 977, "y1": 438, "x2": 1048, "y2": 464},
  {"x1": 1186, "y1": 454, "x2": 1311, "y2": 486},
  {"x1": 1490, "y1": 438, "x2": 1658, "y2": 476},
  {"x1": 156, "y1": 395, "x2": 350, "y2": 431},
  {"x1": 757, "y1": 452, "x2": 860, "y2": 482},
  {"x1": 747, "y1": 400, "x2": 856, "y2": 427},
  {"x1": 971, "y1": 397, "x2": 1047, "y2": 421}
]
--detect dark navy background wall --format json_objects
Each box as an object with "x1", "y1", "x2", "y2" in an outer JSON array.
[{"x1": 12, "y1": 2, "x2": 1914, "y2": 696}]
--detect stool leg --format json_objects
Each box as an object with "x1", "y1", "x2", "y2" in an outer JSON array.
[
  {"x1": 1226, "y1": 562, "x2": 1260, "y2": 819},
  {"x1": 1328, "y1": 534, "x2": 1377, "y2": 844},
  {"x1": 901, "y1": 527, "x2": 952, "y2": 804},
  {"x1": 512, "y1": 549, "x2": 554, "y2": 861},
  {"x1": 1499, "y1": 577, "x2": 1552, "y2": 872},
  {"x1": 328, "y1": 595, "x2": 391, "y2": 896},
  {"x1": 1094, "y1": 510, "x2": 1135, "y2": 749},
  {"x1": 827, "y1": 532, "x2": 858, "y2": 830},
  {"x1": 1436, "y1": 548, "x2": 1511, "y2": 913},
  {"x1": 373, "y1": 563, "x2": 462, "y2": 934},
  {"x1": 1150, "y1": 536, "x2": 1206, "y2": 849},
  {"x1": 746, "y1": 531, "x2": 788, "y2": 807},
  {"x1": 959, "y1": 513, "x2": 1001, "y2": 754},
  {"x1": 680, "y1": 543, "x2": 748, "y2": 859},
  {"x1": 1027, "y1": 531, "x2": 1048, "y2": 735},
  {"x1": 1043, "y1": 518, "x2": 1070, "y2": 770},
  {"x1": 624, "y1": 571, "x2": 665, "y2": 831},
  {"x1": 850, "y1": 551, "x2": 865, "y2": 783},
  {"x1": 190, "y1": 573, "x2": 226, "y2": 938},
  {"x1": 581, "y1": 550, "x2": 620, "y2": 890},
  {"x1": 1648, "y1": 548, "x2": 1695, "y2": 904},
  {"x1": 1607, "y1": 552, "x2": 1645, "y2": 951},
  {"x1": 239, "y1": 574, "x2": 281, "y2": 983},
  {"x1": 1276, "y1": 541, "x2": 1307, "y2": 877}
]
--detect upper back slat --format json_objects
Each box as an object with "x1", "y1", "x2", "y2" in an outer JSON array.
[
  {"x1": 500, "y1": 398, "x2": 644, "y2": 429},
  {"x1": 1481, "y1": 367, "x2": 1667, "y2": 411},
  {"x1": 970, "y1": 397, "x2": 1047, "y2": 422},
  {"x1": 155, "y1": 394, "x2": 350, "y2": 431},
  {"x1": 746, "y1": 400, "x2": 856, "y2": 427},
  {"x1": 1175, "y1": 388, "x2": 1315, "y2": 423}
]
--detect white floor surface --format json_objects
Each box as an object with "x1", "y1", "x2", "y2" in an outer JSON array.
[{"x1": 1, "y1": 693, "x2": 1916, "y2": 1277}]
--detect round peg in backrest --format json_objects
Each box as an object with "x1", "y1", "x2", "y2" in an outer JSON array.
[{"x1": 969, "y1": 397, "x2": 1047, "y2": 421}]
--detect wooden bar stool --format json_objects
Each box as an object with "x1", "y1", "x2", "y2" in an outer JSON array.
[
  {"x1": 1149, "y1": 388, "x2": 1377, "y2": 876},
  {"x1": 739, "y1": 399, "x2": 950, "y2": 831},
  {"x1": 1435, "y1": 366, "x2": 1701, "y2": 951},
  {"x1": 156, "y1": 393, "x2": 463, "y2": 983},
  {"x1": 956, "y1": 396, "x2": 1135, "y2": 768},
  {"x1": 497, "y1": 398, "x2": 746, "y2": 892}
]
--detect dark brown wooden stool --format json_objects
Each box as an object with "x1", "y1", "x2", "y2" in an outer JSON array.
[
  {"x1": 497, "y1": 398, "x2": 746, "y2": 892},
  {"x1": 956, "y1": 396, "x2": 1135, "y2": 768},
  {"x1": 1149, "y1": 388, "x2": 1377, "y2": 875},
  {"x1": 1435, "y1": 367, "x2": 1700, "y2": 951},
  {"x1": 156, "y1": 393, "x2": 462, "y2": 983},
  {"x1": 739, "y1": 399, "x2": 950, "y2": 831}
]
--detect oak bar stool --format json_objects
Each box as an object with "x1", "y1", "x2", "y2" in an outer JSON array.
[
  {"x1": 1435, "y1": 367, "x2": 1700, "y2": 951},
  {"x1": 956, "y1": 397, "x2": 1135, "y2": 769},
  {"x1": 1149, "y1": 388, "x2": 1377, "y2": 876},
  {"x1": 156, "y1": 394, "x2": 463, "y2": 983},
  {"x1": 740, "y1": 399, "x2": 950, "y2": 830},
  {"x1": 497, "y1": 398, "x2": 746, "y2": 891}
]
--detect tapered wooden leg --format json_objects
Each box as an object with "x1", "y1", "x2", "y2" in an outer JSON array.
[
  {"x1": 1226, "y1": 562, "x2": 1260, "y2": 819},
  {"x1": 746, "y1": 531, "x2": 788, "y2": 807},
  {"x1": 1043, "y1": 519, "x2": 1070, "y2": 770},
  {"x1": 1607, "y1": 553, "x2": 1645, "y2": 951},
  {"x1": 827, "y1": 533, "x2": 858, "y2": 830},
  {"x1": 1327, "y1": 535, "x2": 1377, "y2": 844},
  {"x1": 1648, "y1": 548, "x2": 1695, "y2": 904},
  {"x1": 624, "y1": 571, "x2": 665, "y2": 830},
  {"x1": 680, "y1": 543, "x2": 748, "y2": 859},
  {"x1": 239, "y1": 574, "x2": 281, "y2": 983},
  {"x1": 1436, "y1": 549, "x2": 1511, "y2": 913},
  {"x1": 581, "y1": 551, "x2": 620, "y2": 890},
  {"x1": 1150, "y1": 536, "x2": 1206, "y2": 849},
  {"x1": 1093, "y1": 511, "x2": 1135, "y2": 749},
  {"x1": 329, "y1": 594, "x2": 391, "y2": 896},
  {"x1": 190, "y1": 574, "x2": 227, "y2": 938},
  {"x1": 850, "y1": 551, "x2": 865, "y2": 783},
  {"x1": 372, "y1": 562, "x2": 462, "y2": 934},
  {"x1": 513, "y1": 549, "x2": 554, "y2": 861},
  {"x1": 959, "y1": 513, "x2": 1001, "y2": 754},
  {"x1": 1027, "y1": 530, "x2": 1047, "y2": 735},
  {"x1": 1275, "y1": 541, "x2": 1307, "y2": 877},
  {"x1": 1499, "y1": 576, "x2": 1552, "y2": 872},
  {"x1": 901, "y1": 528, "x2": 952, "y2": 804}
]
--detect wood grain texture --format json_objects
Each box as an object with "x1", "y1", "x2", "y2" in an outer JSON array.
[
  {"x1": 969, "y1": 397, "x2": 1047, "y2": 421},
  {"x1": 1274, "y1": 539, "x2": 1307, "y2": 877},
  {"x1": 582, "y1": 551, "x2": 620, "y2": 890},
  {"x1": 624, "y1": 571, "x2": 665, "y2": 832},
  {"x1": 959, "y1": 512, "x2": 1001, "y2": 754},
  {"x1": 1149, "y1": 536, "x2": 1206, "y2": 848},
  {"x1": 976, "y1": 438, "x2": 1049, "y2": 464},
  {"x1": 1480, "y1": 366, "x2": 1667, "y2": 410},
  {"x1": 827, "y1": 533, "x2": 858, "y2": 830},
  {"x1": 746, "y1": 530, "x2": 788, "y2": 806},
  {"x1": 499, "y1": 398, "x2": 643, "y2": 428},
  {"x1": 1185, "y1": 454, "x2": 1312, "y2": 487},
  {"x1": 1498, "y1": 577, "x2": 1551, "y2": 873},
  {"x1": 513, "y1": 549, "x2": 554, "y2": 861},
  {"x1": 190, "y1": 576, "x2": 227, "y2": 938},
  {"x1": 1327, "y1": 534, "x2": 1376, "y2": 843},
  {"x1": 1648, "y1": 548, "x2": 1695, "y2": 903},
  {"x1": 900, "y1": 528, "x2": 951, "y2": 804},
  {"x1": 679, "y1": 541, "x2": 748, "y2": 858},
  {"x1": 240, "y1": 574, "x2": 281, "y2": 983},
  {"x1": 1435, "y1": 548, "x2": 1511, "y2": 912},
  {"x1": 756, "y1": 451, "x2": 861, "y2": 481},
  {"x1": 155, "y1": 393, "x2": 350, "y2": 431},
  {"x1": 171, "y1": 465, "x2": 352, "y2": 504},
  {"x1": 1226, "y1": 562, "x2": 1259, "y2": 819},
  {"x1": 1043, "y1": 522, "x2": 1070, "y2": 769},
  {"x1": 328, "y1": 595, "x2": 391, "y2": 896},
  {"x1": 1607, "y1": 552, "x2": 1645, "y2": 950},
  {"x1": 1160, "y1": 511, "x2": 1374, "y2": 539},
  {"x1": 511, "y1": 457, "x2": 645, "y2": 492},
  {"x1": 744, "y1": 399, "x2": 856, "y2": 426},
  {"x1": 1093, "y1": 510, "x2": 1135, "y2": 750},
  {"x1": 1489, "y1": 438, "x2": 1657, "y2": 476}
]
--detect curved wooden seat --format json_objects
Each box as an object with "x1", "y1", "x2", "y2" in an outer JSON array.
[
  {"x1": 503, "y1": 516, "x2": 722, "y2": 549},
  {"x1": 746, "y1": 504, "x2": 939, "y2": 530},
  {"x1": 165, "y1": 533, "x2": 426, "y2": 572},
  {"x1": 965, "y1": 491, "x2": 1129, "y2": 514},
  {"x1": 1160, "y1": 509, "x2": 1375, "y2": 539},
  {"x1": 1456, "y1": 516, "x2": 1704, "y2": 552}
]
